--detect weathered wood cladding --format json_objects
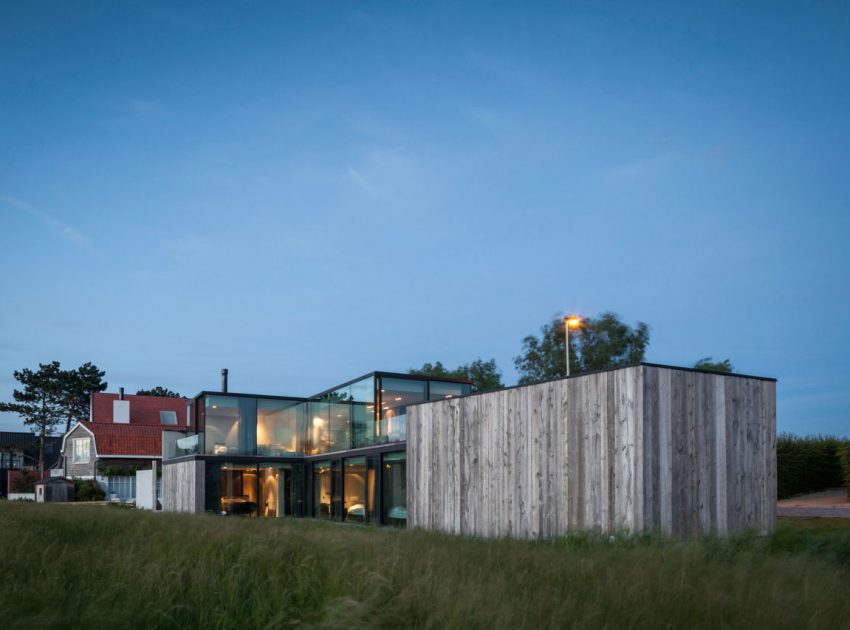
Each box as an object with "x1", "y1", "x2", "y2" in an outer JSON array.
[
  {"x1": 162, "y1": 459, "x2": 205, "y2": 513},
  {"x1": 408, "y1": 365, "x2": 775, "y2": 539}
]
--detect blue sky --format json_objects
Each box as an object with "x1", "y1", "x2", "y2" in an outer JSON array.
[{"x1": 1, "y1": 1, "x2": 848, "y2": 436}]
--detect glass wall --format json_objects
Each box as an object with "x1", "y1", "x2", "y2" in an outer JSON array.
[
  {"x1": 204, "y1": 396, "x2": 257, "y2": 455},
  {"x1": 257, "y1": 399, "x2": 306, "y2": 455},
  {"x1": 382, "y1": 451, "x2": 407, "y2": 526},
  {"x1": 343, "y1": 456, "x2": 367, "y2": 522},
  {"x1": 378, "y1": 378, "x2": 426, "y2": 443},
  {"x1": 313, "y1": 460, "x2": 332, "y2": 519},
  {"x1": 429, "y1": 380, "x2": 472, "y2": 401},
  {"x1": 259, "y1": 465, "x2": 291, "y2": 517},
  {"x1": 350, "y1": 377, "x2": 377, "y2": 449},
  {"x1": 220, "y1": 464, "x2": 258, "y2": 516},
  {"x1": 366, "y1": 455, "x2": 379, "y2": 522},
  {"x1": 199, "y1": 376, "x2": 468, "y2": 459}
]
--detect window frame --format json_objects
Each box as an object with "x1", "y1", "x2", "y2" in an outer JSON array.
[{"x1": 72, "y1": 438, "x2": 90, "y2": 464}]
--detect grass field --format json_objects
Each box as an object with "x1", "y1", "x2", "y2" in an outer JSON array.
[{"x1": 1, "y1": 502, "x2": 849, "y2": 629}]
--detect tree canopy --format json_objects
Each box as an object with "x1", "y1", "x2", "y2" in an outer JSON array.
[
  {"x1": 693, "y1": 357, "x2": 733, "y2": 373},
  {"x1": 136, "y1": 386, "x2": 182, "y2": 398},
  {"x1": 514, "y1": 312, "x2": 650, "y2": 384},
  {"x1": 0, "y1": 361, "x2": 107, "y2": 474},
  {"x1": 62, "y1": 362, "x2": 107, "y2": 432},
  {"x1": 410, "y1": 358, "x2": 504, "y2": 393}
]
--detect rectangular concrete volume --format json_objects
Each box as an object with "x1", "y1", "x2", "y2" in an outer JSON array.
[{"x1": 407, "y1": 364, "x2": 776, "y2": 539}]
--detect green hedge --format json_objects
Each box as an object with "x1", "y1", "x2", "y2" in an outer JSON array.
[
  {"x1": 74, "y1": 479, "x2": 105, "y2": 502},
  {"x1": 776, "y1": 434, "x2": 848, "y2": 499},
  {"x1": 839, "y1": 443, "x2": 850, "y2": 501}
]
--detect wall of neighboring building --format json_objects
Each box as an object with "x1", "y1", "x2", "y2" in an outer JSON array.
[
  {"x1": 162, "y1": 459, "x2": 205, "y2": 513},
  {"x1": 63, "y1": 425, "x2": 97, "y2": 478},
  {"x1": 407, "y1": 365, "x2": 776, "y2": 539}
]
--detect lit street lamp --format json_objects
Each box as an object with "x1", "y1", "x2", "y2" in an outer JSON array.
[{"x1": 564, "y1": 315, "x2": 582, "y2": 377}]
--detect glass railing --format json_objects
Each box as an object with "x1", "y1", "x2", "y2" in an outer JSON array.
[{"x1": 162, "y1": 431, "x2": 203, "y2": 459}]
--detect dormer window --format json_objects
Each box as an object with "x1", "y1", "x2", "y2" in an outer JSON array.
[{"x1": 159, "y1": 411, "x2": 178, "y2": 426}]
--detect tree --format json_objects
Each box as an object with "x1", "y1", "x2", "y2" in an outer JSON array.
[
  {"x1": 61, "y1": 362, "x2": 107, "y2": 432},
  {"x1": 693, "y1": 357, "x2": 733, "y2": 373},
  {"x1": 514, "y1": 312, "x2": 650, "y2": 384},
  {"x1": 136, "y1": 386, "x2": 182, "y2": 398},
  {"x1": 0, "y1": 362, "x2": 65, "y2": 476},
  {"x1": 410, "y1": 358, "x2": 504, "y2": 393}
]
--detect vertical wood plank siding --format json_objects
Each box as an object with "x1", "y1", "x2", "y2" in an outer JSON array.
[
  {"x1": 162, "y1": 460, "x2": 205, "y2": 513},
  {"x1": 408, "y1": 365, "x2": 775, "y2": 539}
]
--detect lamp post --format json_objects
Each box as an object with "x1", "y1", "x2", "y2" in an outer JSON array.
[{"x1": 564, "y1": 316, "x2": 582, "y2": 377}]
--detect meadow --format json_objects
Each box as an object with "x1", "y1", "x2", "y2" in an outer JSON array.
[{"x1": 1, "y1": 502, "x2": 849, "y2": 629}]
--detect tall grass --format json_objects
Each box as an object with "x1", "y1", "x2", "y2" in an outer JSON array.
[{"x1": 2, "y1": 502, "x2": 850, "y2": 629}]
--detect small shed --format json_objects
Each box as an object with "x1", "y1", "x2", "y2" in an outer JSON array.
[{"x1": 34, "y1": 477, "x2": 75, "y2": 503}]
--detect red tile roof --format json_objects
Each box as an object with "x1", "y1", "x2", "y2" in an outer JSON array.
[
  {"x1": 87, "y1": 423, "x2": 185, "y2": 457},
  {"x1": 84, "y1": 392, "x2": 194, "y2": 457},
  {"x1": 91, "y1": 393, "x2": 192, "y2": 426}
]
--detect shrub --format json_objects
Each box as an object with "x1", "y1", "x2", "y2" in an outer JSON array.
[
  {"x1": 12, "y1": 472, "x2": 36, "y2": 493},
  {"x1": 74, "y1": 479, "x2": 105, "y2": 502},
  {"x1": 839, "y1": 443, "x2": 850, "y2": 501},
  {"x1": 776, "y1": 434, "x2": 848, "y2": 499}
]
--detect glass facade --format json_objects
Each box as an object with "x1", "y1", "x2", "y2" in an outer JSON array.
[
  {"x1": 257, "y1": 399, "x2": 306, "y2": 455},
  {"x1": 382, "y1": 451, "x2": 407, "y2": 526},
  {"x1": 176, "y1": 372, "x2": 472, "y2": 527},
  {"x1": 343, "y1": 456, "x2": 366, "y2": 522},
  {"x1": 379, "y1": 377, "x2": 426, "y2": 443},
  {"x1": 313, "y1": 460, "x2": 332, "y2": 519}
]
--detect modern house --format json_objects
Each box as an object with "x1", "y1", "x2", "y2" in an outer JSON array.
[
  {"x1": 162, "y1": 364, "x2": 777, "y2": 539},
  {"x1": 162, "y1": 370, "x2": 471, "y2": 520},
  {"x1": 61, "y1": 389, "x2": 192, "y2": 501}
]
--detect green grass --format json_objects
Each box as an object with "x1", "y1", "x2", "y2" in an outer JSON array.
[{"x1": 2, "y1": 503, "x2": 850, "y2": 629}]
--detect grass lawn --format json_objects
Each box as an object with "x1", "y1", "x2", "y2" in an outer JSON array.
[{"x1": 1, "y1": 502, "x2": 849, "y2": 629}]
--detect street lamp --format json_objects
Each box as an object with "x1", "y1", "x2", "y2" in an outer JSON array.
[{"x1": 564, "y1": 315, "x2": 582, "y2": 377}]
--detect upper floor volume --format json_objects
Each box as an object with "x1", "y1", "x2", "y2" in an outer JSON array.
[{"x1": 168, "y1": 370, "x2": 473, "y2": 459}]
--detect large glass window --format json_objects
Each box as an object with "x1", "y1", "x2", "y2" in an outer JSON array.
[
  {"x1": 328, "y1": 388, "x2": 352, "y2": 453},
  {"x1": 379, "y1": 378, "x2": 426, "y2": 443},
  {"x1": 259, "y1": 465, "x2": 292, "y2": 518},
  {"x1": 313, "y1": 460, "x2": 332, "y2": 519},
  {"x1": 382, "y1": 451, "x2": 407, "y2": 526},
  {"x1": 220, "y1": 464, "x2": 258, "y2": 516},
  {"x1": 309, "y1": 401, "x2": 330, "y2": 455},
  {"x1": 429, "y1": 380, "x2": 472, "y2": 401},
  {"x1": 344, "y1": 457, "x2": 366, "y2": 523},
  {"x1": 350, "y1": 377, "x2": 377, "y2": 449},
  {"x1": 257, "y1": 399, "x2": 306, "y2": 456},
  {"x1": 205, "y1": 396, "x2": 257, "y2": 455}
]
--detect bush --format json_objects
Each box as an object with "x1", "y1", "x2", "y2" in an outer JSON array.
[
  {"x1": 776, "y1": 434, "x2": 848, "y2": 499},
  {"x1": 839, "y1": 443, "x2": 850, "y2": 501},
  {"x1": 12, "y1": 472, "x2": 36, "y2": 493},
  {"x1": 74, "y1": 479, "x2": 105, "y2": 502}
]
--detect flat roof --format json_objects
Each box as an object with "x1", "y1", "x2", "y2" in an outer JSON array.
[{"x1": 193, "y1": 369, "x2": 473, "y2": 403}]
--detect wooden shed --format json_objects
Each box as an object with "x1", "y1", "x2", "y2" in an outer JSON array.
[
  {"x1": 407, "y1": 363, "x2": 776, "y2": 539},
  {"x1": 34, "y1": 477, "x2": 75, "y2": 503}
]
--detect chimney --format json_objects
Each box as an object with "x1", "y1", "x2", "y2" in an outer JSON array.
[
  {"x1": 221, "y1": 368, "x2": 228, "y2": 393},
  {"x1": 185, "y1": 401, "x2": 191, "y2": 427},
  {"x1": 113, "y1": 387, "x2": 130, "y2": 423}
]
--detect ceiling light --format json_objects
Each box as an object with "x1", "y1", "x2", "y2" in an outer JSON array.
[{"x1": 394, "y1": 396, "x2": 402, "y2": 401}]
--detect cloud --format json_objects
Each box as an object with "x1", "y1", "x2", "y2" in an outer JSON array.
[{"x1": 1, "y1": 194, "x2": 93, "y2": 248}]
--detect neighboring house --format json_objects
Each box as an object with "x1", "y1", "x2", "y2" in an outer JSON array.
[
  {"x1": 61, "y1": 389, "x2": 191, "y2": 502},
  {"x1": 162, "y1": 364, "x2": 778, "y2": 540},
  {"x1": 0, "y1": 431, "x2": 62, "y2": 499}
]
